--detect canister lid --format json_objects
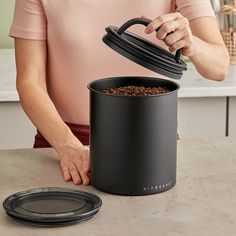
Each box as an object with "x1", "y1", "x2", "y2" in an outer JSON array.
[
  {"x1": 3, "y1": 187, "x2": 102, "y2": 226},
  {"x1": 103, "y1": 18, "x2": 187, "y2": 80}
]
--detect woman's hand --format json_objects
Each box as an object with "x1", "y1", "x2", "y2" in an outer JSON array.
[
  {"x1": 144, "y1": 13, "x2": 195, "y2": 57},
  {"x1": 57, "y1": 138, "x2": 90, "y2": 185}
]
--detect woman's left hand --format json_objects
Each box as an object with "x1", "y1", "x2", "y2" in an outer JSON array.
[{"x1": 144, "y1": 13, "x2": 195, "y2": 57}]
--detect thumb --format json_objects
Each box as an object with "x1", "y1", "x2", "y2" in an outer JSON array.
[{"x1": 140, "y1": 15, "x2": 152, "y2": 34}]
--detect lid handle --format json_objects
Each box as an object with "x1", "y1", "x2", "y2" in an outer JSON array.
[{"x1": 117, "y1": 18, "x2": 181, "y2": 63}]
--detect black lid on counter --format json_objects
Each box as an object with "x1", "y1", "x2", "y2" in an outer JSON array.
[{"x1": 3, "y1": 187, "x2": 102, "y2": 226}]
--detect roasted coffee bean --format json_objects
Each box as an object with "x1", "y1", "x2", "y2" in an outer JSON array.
[{"x1": 102, "y1": 85, "x2": 170, "y2": 96}]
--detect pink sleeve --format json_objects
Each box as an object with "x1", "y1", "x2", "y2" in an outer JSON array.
[
  {"x1": 176, "y1": 0, "x2": 216, "y2": 21},
  {"x1": 9, "y1": 0, "x2": 47, "y2": 40}
]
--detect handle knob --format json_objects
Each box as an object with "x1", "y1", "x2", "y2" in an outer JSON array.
[{"x1": 117, "y1": 18, "x2": 181, "y2": 63}]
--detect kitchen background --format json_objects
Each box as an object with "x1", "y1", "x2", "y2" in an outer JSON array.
[
  {"x1": 1, "y1": 0, "x2": 236, "y2": 149},
  {"x1": 0, "y1": 0, "x2": 14, "y2": 48}
]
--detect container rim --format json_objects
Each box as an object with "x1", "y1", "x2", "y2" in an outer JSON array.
[{"x1": 87, "y1": 76, "x2": 180, "y2": 98}]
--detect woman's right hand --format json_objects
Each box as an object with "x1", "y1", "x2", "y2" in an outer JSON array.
[{"x1": 57, "y1": 137, "x2": 90, "y2": 185}]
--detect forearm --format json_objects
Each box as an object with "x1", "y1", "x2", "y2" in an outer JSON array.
[
  {"x1": 14, "y1": 39, "x2": 89, "y2": 185},
  {"x1": 17, "y1": 79, "x2": 81, "y2": 152},
  {"x1": 189, "y1": 36, "x2": 229, "y2": 81}
]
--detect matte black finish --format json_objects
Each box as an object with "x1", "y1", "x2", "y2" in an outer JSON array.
[
  {"x1": 3, "y1": 187, "x2": 102, "y2": 226},
  {"x1": 103, "y1": 18, "x2": 187, "y2": 80},
  {"x1": 88, "y1": 77, "x2": 179, "y2": 195},
  {"x1": 5, "y1": 213, "x2": 95, "y2": 227}
]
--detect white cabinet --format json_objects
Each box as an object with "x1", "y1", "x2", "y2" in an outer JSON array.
[
  {"x1": 0, "y1": 102, "x2": 35, "y2": 149},
  {"x1": 178, "y1": 97, "x2": 227, "y2": 139},
  {"x1": 229, "y1": 97, "x2": 236, "y2": 137}
]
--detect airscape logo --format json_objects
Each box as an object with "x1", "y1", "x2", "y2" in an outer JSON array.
[{"x1": 142, "y1": 181, "x2": 172, "y2": 192}]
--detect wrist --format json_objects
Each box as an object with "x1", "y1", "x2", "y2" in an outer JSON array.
[
  {"x1": 54, "y1": 126, "x2": 83, "y2": 156},
  {"x1": 186, "y1": 35, "x2": 199, "y2": 59}
]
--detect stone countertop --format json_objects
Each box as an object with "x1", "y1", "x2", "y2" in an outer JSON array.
[
  {"x1": 0, "y1": 138, "x2": 236, "y2": 236},
  {"x1": 1, "y1": 48, "x2": 236, "y2": 101}
]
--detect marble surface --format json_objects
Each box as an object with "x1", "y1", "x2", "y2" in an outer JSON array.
[
  {"x1": 1, "y1": 48, "x2": 236, "y2": 101},
  {"x1": 0, "y1": 138, "x2": 236, "y2": 236}
]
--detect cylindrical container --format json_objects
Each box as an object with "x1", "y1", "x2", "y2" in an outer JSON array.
[{"x1": 88, "y1": 76, "x2": 179, "y2": 195}]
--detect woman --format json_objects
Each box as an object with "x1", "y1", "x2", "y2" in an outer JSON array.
[{"x1": 10, "y1": 0, "x2": 229, "y2": 185}]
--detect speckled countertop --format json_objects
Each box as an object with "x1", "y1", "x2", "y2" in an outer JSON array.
[
  {"x1": 0, "y1": 138, "x2": 236, "y2": 236},
  {"x1": 1, "y1": 48, "x2": 236, "y2": 101}
]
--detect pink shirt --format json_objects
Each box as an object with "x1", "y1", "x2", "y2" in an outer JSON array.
[{"x1": 10, "y1": 0, "x2": 215, "y2": 125}]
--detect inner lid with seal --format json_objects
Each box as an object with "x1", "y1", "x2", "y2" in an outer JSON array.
[
  {"x1": 103, "y1": 18, "x2": 187, "y2": 80},
  {"x1": 3, "y1": 187, "x2": 102, "y2": 225}
]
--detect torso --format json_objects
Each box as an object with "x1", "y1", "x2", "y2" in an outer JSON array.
[{"x1": 42, "y1": 0, "x2": 175, "y2": 124}]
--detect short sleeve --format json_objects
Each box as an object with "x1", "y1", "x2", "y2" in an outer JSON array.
[
  {"x1": 9, "y1": 0, "x2": 47, "y2": 40},
  {"x1": 176, "y1": 0, "x2": 216, "y2": 21}
]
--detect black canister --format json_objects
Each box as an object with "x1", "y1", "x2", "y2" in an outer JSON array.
[
  {"x1": 88, "y1": 76, "x2": 179, "y2": 195},
  {"x1": 88, "y1": 18, "x2": 187, "y2": 195}
]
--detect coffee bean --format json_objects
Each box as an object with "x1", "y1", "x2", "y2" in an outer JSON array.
[{"x1": 102, "y1": 85, "x2": 170, "y2": 96}]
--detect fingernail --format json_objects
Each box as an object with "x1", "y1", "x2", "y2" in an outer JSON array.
[
  {"x1": 64, "y1": 178, "x2": 70, "y2": 182},
  {"x1": 145, "y1": 28, "x2": 150, "y2": 34},
  {"x1": 74, "y1": 179, "x2": 81, "y2": 185}
]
